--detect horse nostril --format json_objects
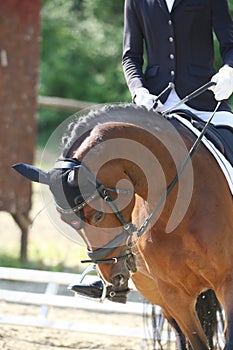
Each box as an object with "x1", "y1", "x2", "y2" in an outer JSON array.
[{"x1": 111, "y1": 274, "x2": 127, "y2": 288}]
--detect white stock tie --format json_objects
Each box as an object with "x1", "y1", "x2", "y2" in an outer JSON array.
[{"x1": 165, "y1": 0, "x2": 175, "y2": 12}]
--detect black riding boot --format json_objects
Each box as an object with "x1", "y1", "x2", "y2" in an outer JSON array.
[{"x1": 69, "y1": 279, "x2": 131, "y2": 303}]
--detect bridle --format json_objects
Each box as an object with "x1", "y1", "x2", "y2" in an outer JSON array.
[{"x1": 54, "y1": 158, "x2": 138, "y2": 273}]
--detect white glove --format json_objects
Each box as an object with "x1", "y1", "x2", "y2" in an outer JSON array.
[
  {"x1": 134, "y1": 87, "x2": 163, "y2": 111},
  {"x1": 209, "y1": 65, "x2": 233, "y2": 101}
]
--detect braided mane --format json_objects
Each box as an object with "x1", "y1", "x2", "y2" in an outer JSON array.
[{"x1": 61, "y1": 103, "x2": 169, "y2": 156}]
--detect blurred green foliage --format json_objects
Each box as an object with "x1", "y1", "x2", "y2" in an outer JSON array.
[
  {"x1": 40, "y1": 0, "x2": 127, "y2": 102},
  {"x1": 39, "y1": 0, "x2": 233, "y2": 146},
  {"x1": 39, "y1": 0, "x2": 128, "y2": 145}
]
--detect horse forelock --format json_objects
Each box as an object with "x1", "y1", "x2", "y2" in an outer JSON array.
[{"x1": 61, "y1": 103, "x2": 167, "y2": 156}]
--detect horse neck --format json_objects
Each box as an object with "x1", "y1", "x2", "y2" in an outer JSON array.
[{"x1": 75, "y1": 122, "x2": 186, "y2": 203}]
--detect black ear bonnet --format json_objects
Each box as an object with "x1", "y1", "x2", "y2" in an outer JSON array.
[{"x1": 13, "y1": 158, "x2": 100, "y2": 212}]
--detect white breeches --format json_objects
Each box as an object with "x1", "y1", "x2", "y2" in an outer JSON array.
[{"x1": 160, "y1": 89, "x2": 233, "y2": 128}]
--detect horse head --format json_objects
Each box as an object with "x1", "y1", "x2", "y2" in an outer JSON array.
[{"x1": 12, "y1": 155, "x2": 138, "y2": 292}]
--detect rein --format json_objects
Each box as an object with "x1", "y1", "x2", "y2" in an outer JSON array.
[{"x1": 136, "y1": 101, "x2": 221, "y2": 237}]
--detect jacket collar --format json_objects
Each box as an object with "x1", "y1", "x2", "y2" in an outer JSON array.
[
  {"x1": 172, "y1": 0, "x2": 183, "y2": 11},
  {"x1": 158, "y1": 0, "x2": 183, "y2": 13}
]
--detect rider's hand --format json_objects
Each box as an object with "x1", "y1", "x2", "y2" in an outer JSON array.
[
  {"x1": 134, "y1": 87, "x2": 163, "y2": 111},
  {"x1": 209, "y1": 65, "x2": 233, "y2": 101}
]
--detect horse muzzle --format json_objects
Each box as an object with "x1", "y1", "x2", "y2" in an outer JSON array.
[{"x1": 110, "y1": 257, "x2": 131, "y2": 288}]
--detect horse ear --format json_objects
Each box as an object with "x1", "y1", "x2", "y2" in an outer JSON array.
[{"x1": 12, "y1": 163, "x2": 50, "y2": 185}]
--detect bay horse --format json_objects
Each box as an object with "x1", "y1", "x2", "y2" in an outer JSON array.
[{"x1": 13, "y1": 104, "x2": 232, "y2": 350}]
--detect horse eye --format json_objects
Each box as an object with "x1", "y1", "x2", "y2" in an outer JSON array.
[{"x1": 91, "y1": 211, "x2": 104, "y2": 225}]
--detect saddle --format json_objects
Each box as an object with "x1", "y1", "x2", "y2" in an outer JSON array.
[{"x1": 172, "y1": 109, "x2": 233, "y2": 166}]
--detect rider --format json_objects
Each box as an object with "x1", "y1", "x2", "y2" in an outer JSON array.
[{"x1": 122, "y1": 0, "x2": 233, "y2": 131}]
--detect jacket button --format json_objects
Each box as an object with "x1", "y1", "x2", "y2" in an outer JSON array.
[
  {"x1": 168, "y1": 20, "x2": 172, "y2": 25},
  {"x1": 169, "y1": 37, "x2": 174, "y2": 43},
  {"x1": 170, "y1": 70, "x2": 175, "y2": 76},
  {"x1": 170, "y1": 54, "x2": 174, "y2": 59}
]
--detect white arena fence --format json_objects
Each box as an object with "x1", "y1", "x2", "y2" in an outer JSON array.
[{"x1": 0, "y1": 267, "x2": 175, "y2": 343}]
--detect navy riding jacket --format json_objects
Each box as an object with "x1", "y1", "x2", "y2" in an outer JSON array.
[{"x1": 122, "y1": 0, "x2": 233, "y2": 111}]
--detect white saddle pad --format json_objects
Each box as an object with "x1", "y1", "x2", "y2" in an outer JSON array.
[{"x1": 172, "y1": 114, "x2": 233, "y2": 195}]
